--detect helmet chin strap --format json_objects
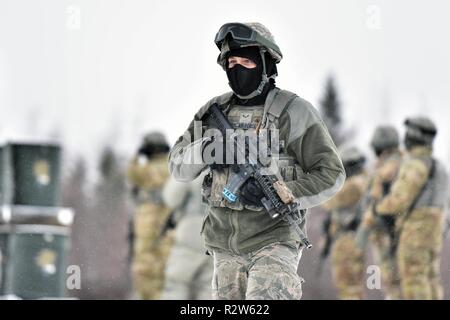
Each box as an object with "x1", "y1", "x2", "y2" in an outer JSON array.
[{"x1": 231, "y1": 48, "x2": 276, "y2": 100}]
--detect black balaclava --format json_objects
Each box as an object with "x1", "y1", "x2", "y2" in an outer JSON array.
[
  {"x1": 343, "y1": 159, "x2": 365, "y2": 177},
  {"x1": 226, "y1": 46, "x2": 262, "y2": 96},
  {"x1": 225, "y1": 46, "x2": 277, "y2": 106},
  {"x1": 404, "y1": 133, "x2": 427, "y2": 151}
]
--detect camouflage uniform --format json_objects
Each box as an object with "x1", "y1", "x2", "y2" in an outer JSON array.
[
  {"x1": 322, "y1": 147, "x2": 367, "y2": 300},
  {"x1": 127, "y1": 133, "x2": 174, "y2": 300},
  {"x1": 376, "y1": 117, "x2": 449, "y2": 300},
  {"x1": 169, "y1": 23, "x2": 345, "y2": 300},
  {"x1": 161, "y1": 173, "x2": 214, "y2": 300},
  {"x1": 358, "y1": 126, "x2": 403, "y2": 299},
  {"x1": 212, "y1": 241, "x2": 303, "y2": 300}
]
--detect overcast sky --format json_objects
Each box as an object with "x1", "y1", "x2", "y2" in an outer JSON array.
[{"x1": 1, "y1": 0, "x2": 449, "y2": 170}]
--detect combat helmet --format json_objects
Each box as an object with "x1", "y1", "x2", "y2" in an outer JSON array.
[
  {"x1": 138, "y1": 131, "x2": 170, "y2": 158},
  {"x1": 370, "y1": 125, "x2": 400, "y2": 156},
  {"x1": 404, "y1": 116, "x2": 437, "y2": 149},
  {"x1": 214, "y1": 22, "x2": 282, "y2": 99},
  {"x1": 143, "y1": 131, "x2": 168, "y2": 147},
  {"x1": 340, "y1": 146, "x2": 366, "y2": 177}
]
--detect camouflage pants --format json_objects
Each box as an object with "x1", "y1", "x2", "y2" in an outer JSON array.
[
  {"x1": 371, "y1": 230, "x2": 402, "y2": 299},
  {"x1": 132, "y1": 202, "x2": 174, "y2": 300},
  {"x1": 331, "y1": 232, "x2": 364, "y2": 300},
  {"x1": 397, "y1": 208, "x2": 444, "y2": 300},
  {"x1": 212, "y1": 241, "x2": 303, "y2": 300}
]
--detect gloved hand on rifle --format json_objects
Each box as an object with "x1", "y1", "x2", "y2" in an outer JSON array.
[
  {"x1": 240, "y1": 178, "x2": 264, "y2": 207},
  {"x1": 201, "y1": 135, "x2": 229, "y2": 171}
]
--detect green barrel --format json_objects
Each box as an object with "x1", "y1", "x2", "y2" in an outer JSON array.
[
  {"x1": 3, "y1": 143, "x2": 61, "y2": 207},
  {"x1": 0, "y1": 206, "x2": 74, "y2": 299},
  {"x1": 0, "y1": 225, "x2": 9, "y2": 294},
  {"x1": 1, "y1": 224, "x2": 71, "y2": 299},
  {"x1": 0, "y1": 146, "x2": 4, "y2": 204}
]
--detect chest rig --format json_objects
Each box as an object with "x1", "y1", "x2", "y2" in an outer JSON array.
[
  {"x1": 331, "y1": 174, "x2": 367, "y2": 233},
  {"x1": 202, "y1": 88, "x2": 300, "y2": 211}
]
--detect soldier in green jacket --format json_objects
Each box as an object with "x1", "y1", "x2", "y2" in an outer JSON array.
[{"x1": 168, "y1": 22, "x2": 345, "y2": 300}]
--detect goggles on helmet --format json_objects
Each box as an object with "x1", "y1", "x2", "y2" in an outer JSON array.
[
  {"x1": 214, "y1": 22, "x2": 281, "y2": 55},
  {"x1": 215, "y1": 23, "x2": 257, "y2": 44}
]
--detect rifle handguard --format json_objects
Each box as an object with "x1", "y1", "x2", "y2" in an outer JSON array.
[{"x1": 273, "y1": 180, "x2": 295, "y2": 204}]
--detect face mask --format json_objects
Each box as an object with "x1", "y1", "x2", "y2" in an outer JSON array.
[
  {"x1": 344, "y1": 162, "x2": 363, "y2": 177},
  {"x1": 404, "y1": 136, "x2": 419, "y2": 150},
  {"x1": 404, "y1": 133, "x2": 426, "y2": 150},
  {"x1": 373, "y1": 147, "x2": 384, "y2": 157},
  {"x1": 226, "y1": 63, "x2": 262, "y2": 97}
]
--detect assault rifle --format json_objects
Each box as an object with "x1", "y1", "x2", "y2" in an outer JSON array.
[{"x1": 202, "y1": 103, "x2": 312, "y2": 249}]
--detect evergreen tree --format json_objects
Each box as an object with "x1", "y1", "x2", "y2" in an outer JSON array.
[
  {"x1": 98, "y1": 146, "x2": 126, "y2": 197},
  {"x1": 319, "y1": 76, "x2": 345, "y2": 146}
]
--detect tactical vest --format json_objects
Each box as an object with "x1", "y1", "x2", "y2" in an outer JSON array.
[
  {"x1": 368, "y1": 151, "x2": 402, "y2": 202},
  {"x1": 331, "y1": 173, "x2": 367, "y2": 232},
  {"x1": 202, "y1": 88, "x2": 301, "y2": 211},
  {"x1": 128, "y1": 154, "x2": 169, "y2": 205},
  {"x1": 135, "y1": 189, "x2": 164, "y2": 205},
  {"x1": 376, "y1": 152, "x2": 403, "y2": 233},
  {"x1": 413, "y1": 157, "x2": 448, "y2": 209}
]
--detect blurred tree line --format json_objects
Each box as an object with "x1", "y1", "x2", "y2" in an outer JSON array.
[{"x1": 61, "y1": 147, "x2": 133, "y2": 299}]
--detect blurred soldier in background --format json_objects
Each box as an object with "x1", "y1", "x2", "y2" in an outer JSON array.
[
  {"x1": 356, "y1": 125, "x2": 403, "y2": 299},
  {"x1": 161, "y1": 172, "x2": 214, "y2": 300},
  {"x1": 322, "y1": 147, "x2": 367, "y2": 299},
  {"x1": 126, "y1": 131, "x2": 174, "y2": 300},
  {"x1": 375, "y1": 117, "x2": 449, "y2": 300}
]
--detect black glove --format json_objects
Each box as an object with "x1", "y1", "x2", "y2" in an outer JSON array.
[
  {"x1": 201, "y1": 136, "x2": 229, "y2": 171},
  {"x1": 240, "y1": 178, "x2": 264, "y2": 207}
]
